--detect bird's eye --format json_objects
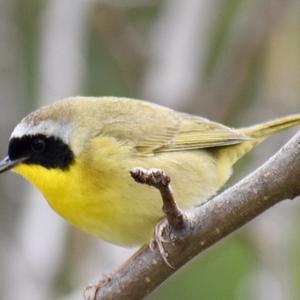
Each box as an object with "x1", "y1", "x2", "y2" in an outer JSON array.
[{"x1": 31, "y1": 139, "x2": 46, "y2": 153}]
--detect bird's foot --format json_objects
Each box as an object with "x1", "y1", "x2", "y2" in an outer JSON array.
[
  {"x1": 152, "y1": 218, "x2": 175, "y2": 268},
  {"x1": 83, "y1": 274, "x2": 112, "y2": 300}
]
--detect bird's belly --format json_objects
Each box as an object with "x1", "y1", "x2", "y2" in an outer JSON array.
[
  {"x1": 46, "y1": 188, "x2": 159, "y2": 246},
  {"x1": 53, "y1": 150, "x2": 231, "y2": 246}
]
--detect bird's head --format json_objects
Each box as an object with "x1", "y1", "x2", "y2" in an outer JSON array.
[
  {"x1": 0, "y1": 118, "x2": 75, "y2": 174},
  {"x1": 0, "y1": 97, "x2": 105, "y2": 175}
]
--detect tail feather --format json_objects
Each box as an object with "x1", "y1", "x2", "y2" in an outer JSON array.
[
  {"x1": 239, "y1": 114, "x2": 300, "y2": 138},
  {"x1": 216, "y1": 114, "x2": 300, "y2": 172}
]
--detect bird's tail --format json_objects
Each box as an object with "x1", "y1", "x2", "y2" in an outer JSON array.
[
  {"x1": 239, "y1": 114, "x2": 300, "y2": 138},
  {"x1": 216, "y1": 115, "x2": 300, "y2": 171}
]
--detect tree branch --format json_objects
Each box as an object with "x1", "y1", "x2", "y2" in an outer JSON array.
[{"x1": 92, "y1": 131, "x2": 300, "y2": 300}]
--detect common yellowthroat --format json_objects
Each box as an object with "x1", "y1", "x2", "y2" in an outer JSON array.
[{"x1": 1, "y1": 97, "x2": 299, "y2": 246}]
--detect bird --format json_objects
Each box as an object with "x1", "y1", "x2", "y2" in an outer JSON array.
[{"x1": 1, "y1": 96, "x2": 300, "y2": 246}]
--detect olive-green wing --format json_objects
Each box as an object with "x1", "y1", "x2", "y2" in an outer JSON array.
[
  {"x1": 97, "y1": 98, "x2": 250, "y2": 155},
  {"x1": 155, "y1": 113, "x2": 251, "y2": 153}
]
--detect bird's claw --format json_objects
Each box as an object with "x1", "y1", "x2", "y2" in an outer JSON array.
[
  {"x1": 83, "y1": 274, "x2": 112, "y2": 300},
  {"x1": 151, "y1": 218, "x2": 175, "y2": 269}
]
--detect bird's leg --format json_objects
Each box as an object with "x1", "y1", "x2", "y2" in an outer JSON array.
[{"x1": 130, "y1": 167, "x2": 187, "y2": 268}]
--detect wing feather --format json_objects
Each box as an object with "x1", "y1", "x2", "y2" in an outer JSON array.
[{"x1": 155, "y1": 114, "x2": 251, "y2": 153}]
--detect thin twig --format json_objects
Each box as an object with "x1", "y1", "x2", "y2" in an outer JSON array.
[
  {"x1": 130, "y1": 167, "x2": 187, "y2": 268},
  {"x1": 130, "y1": 167, "x2": 185, "y2": 230}
]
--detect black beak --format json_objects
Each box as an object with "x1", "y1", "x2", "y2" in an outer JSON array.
[{"x1": 0, "y1": 156, "x2": 27, "y2": 173}]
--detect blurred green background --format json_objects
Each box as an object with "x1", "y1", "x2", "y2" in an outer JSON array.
[{"x1": 1, "y1": 0, "x2": 300, "y2": 299}]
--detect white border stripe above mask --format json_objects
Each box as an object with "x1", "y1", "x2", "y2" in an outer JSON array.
[{"x1": 10, "y1": 120, "x2": 73, "y2": 144}]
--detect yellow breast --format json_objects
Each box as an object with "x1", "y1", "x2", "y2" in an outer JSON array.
[{"x1": 12, "y1": 136, "x2": 162, "y2": 245}]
